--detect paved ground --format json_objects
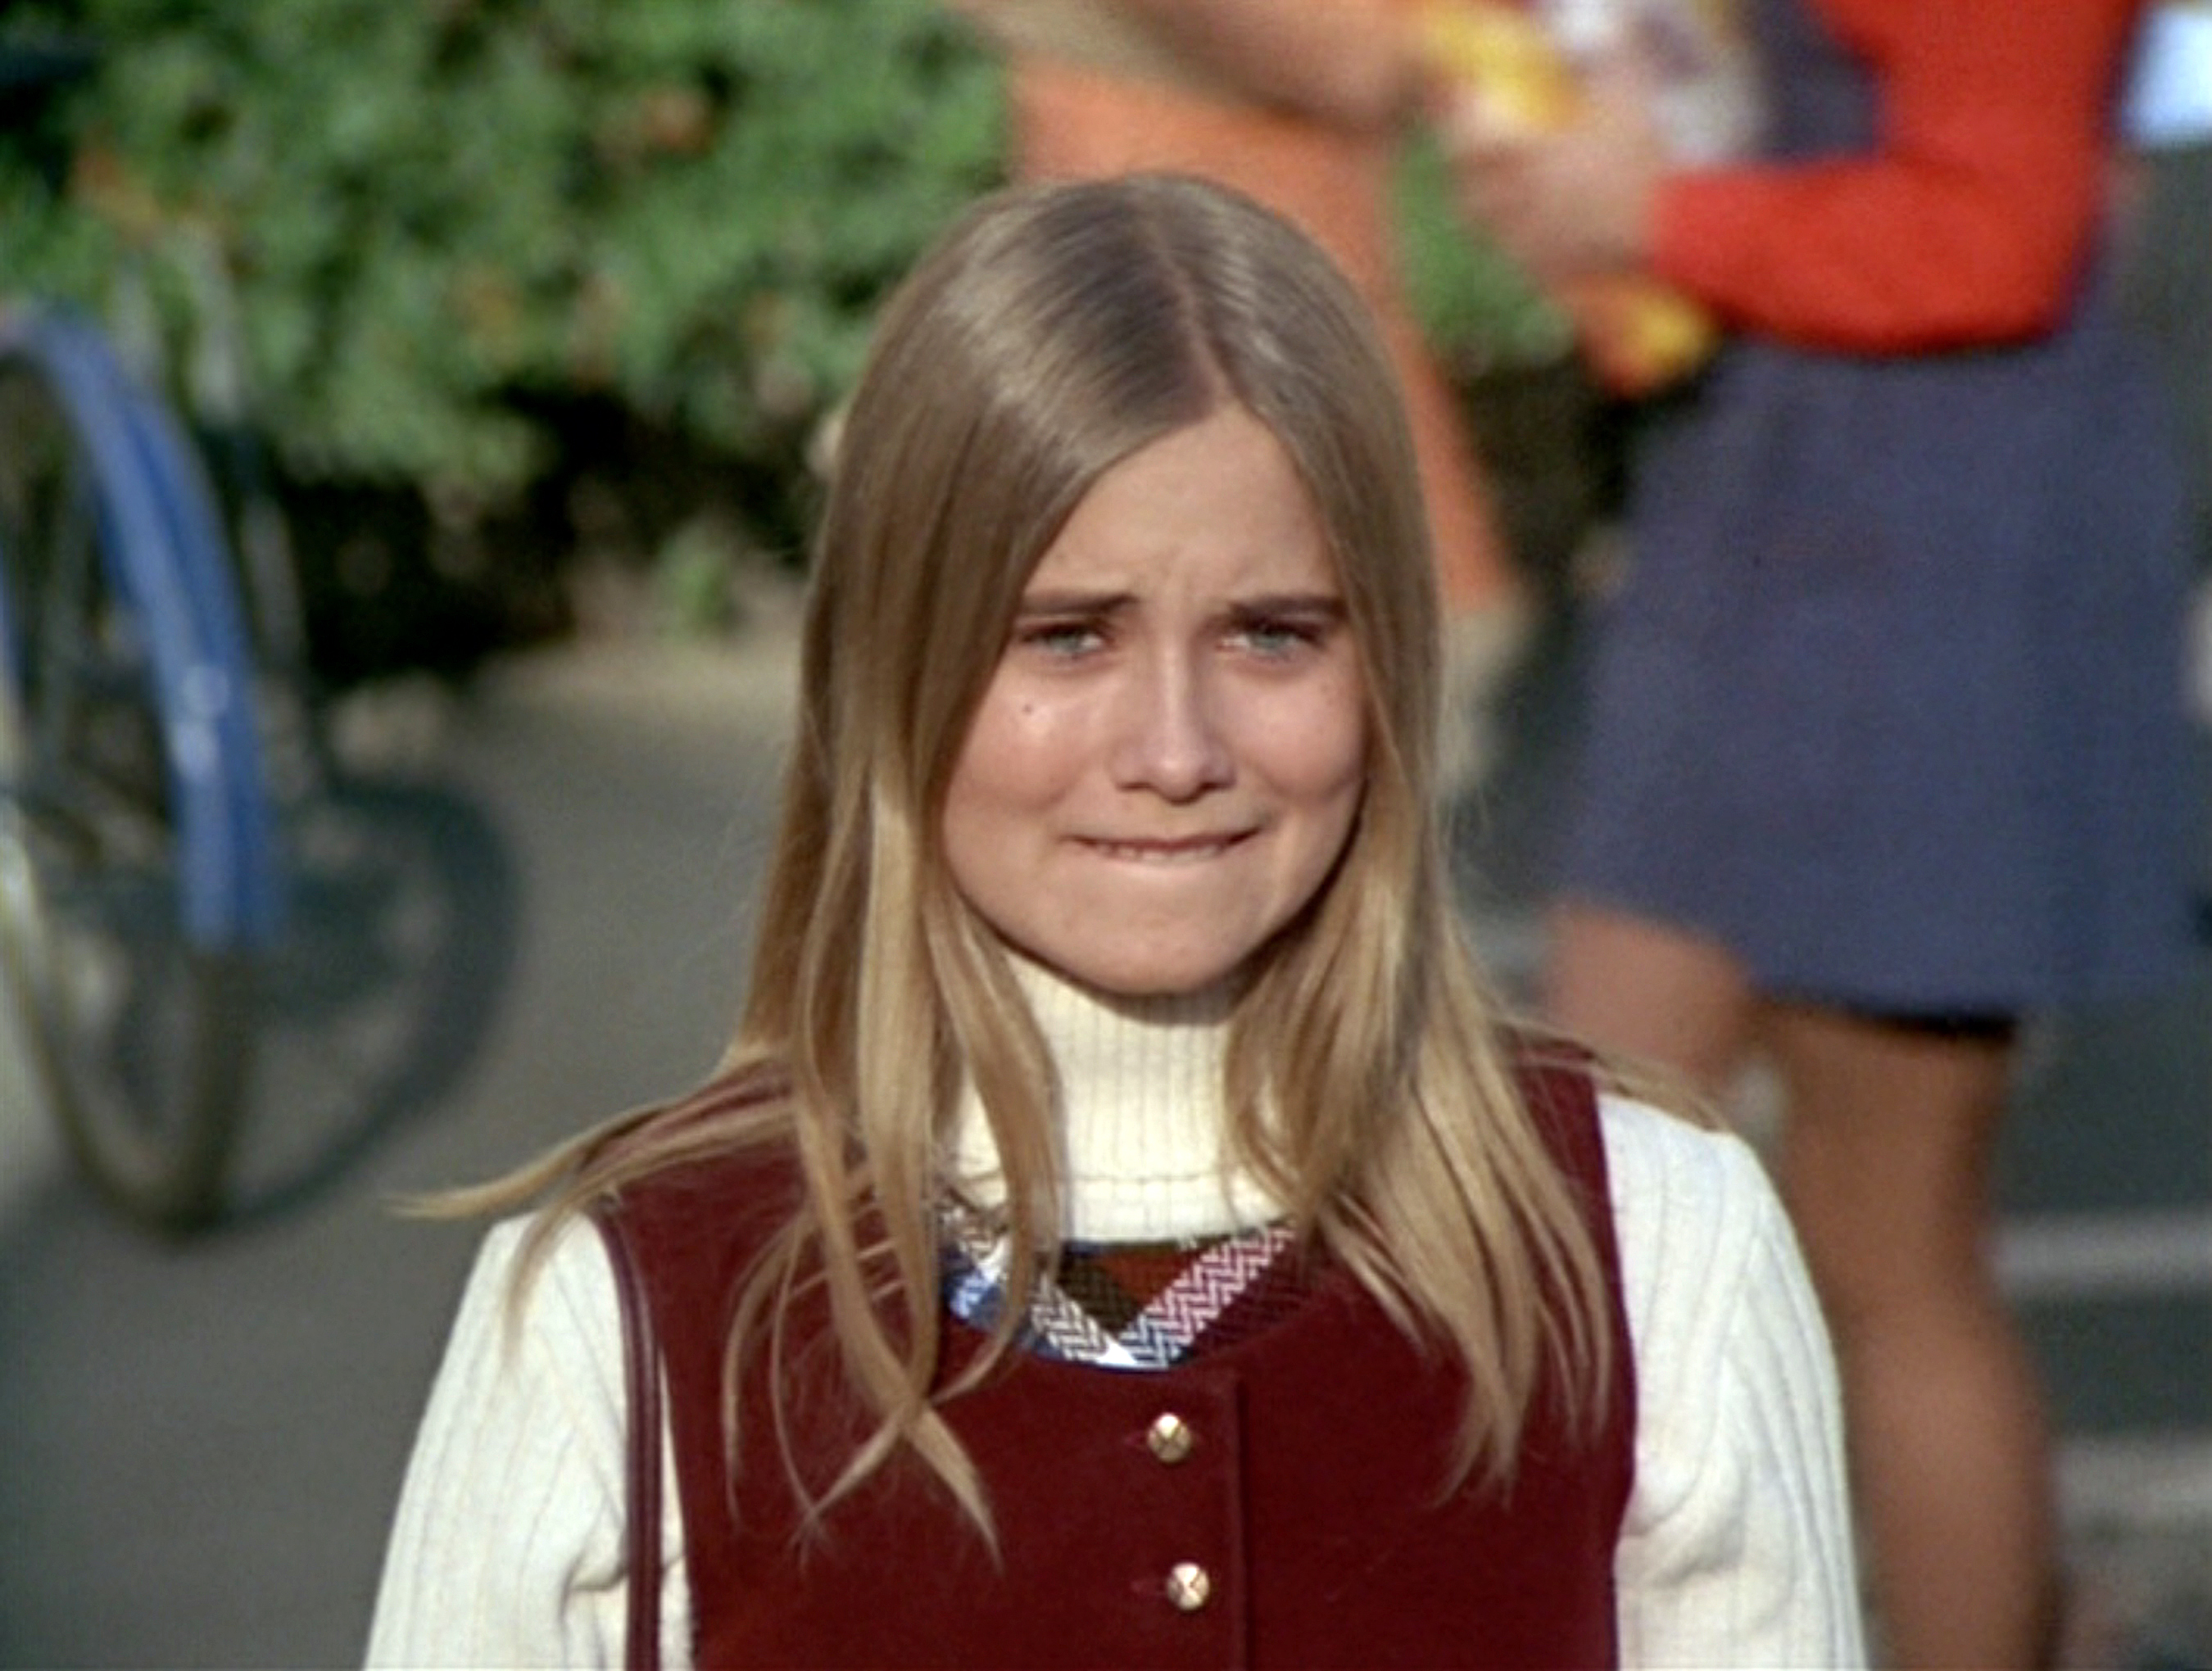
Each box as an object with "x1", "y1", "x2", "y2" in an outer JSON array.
[{"x1": 0, "y1": 608, "x2": 2205, "y2": 1668}]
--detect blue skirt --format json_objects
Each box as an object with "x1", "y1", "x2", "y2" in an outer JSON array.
[{"x1": 1560, "y1": 302, "x2": 2200, "y2": 1013}]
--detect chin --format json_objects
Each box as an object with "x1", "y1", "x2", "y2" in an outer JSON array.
[{"x1": 1058, "y1": 946, "x2": 1252, "y2": 1001}]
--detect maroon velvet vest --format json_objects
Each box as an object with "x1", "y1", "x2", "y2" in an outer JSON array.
[{"x1": 613, "y1": 1057, "x2": 1634, "y2": 1669}]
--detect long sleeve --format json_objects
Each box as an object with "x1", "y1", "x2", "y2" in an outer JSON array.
[
  {"x1": 1652, "y1": 0, "x2": 2143, "y2": 350},
  {"x1": 1602, "y1": 1098, "x2": 1865, "y2": 1667},
  {"x1": 364, "y1": 1216, "x2": 689, "y2": 1670}
]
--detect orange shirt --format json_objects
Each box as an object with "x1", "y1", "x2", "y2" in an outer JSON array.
[
  {"x1": 996, "y1": 1, "x2": 1517, "y2": 613},
  {"x1": 1001, "y1": 2, "x2": 1416, "y2": 301},
  {"x1": 1653, "y1": 0, "x2": 2147, "y2": 350}
]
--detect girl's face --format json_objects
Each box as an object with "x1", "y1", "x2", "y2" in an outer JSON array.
[{"x1": 942, "y1": 405, "x2": 1369, "y2": 999}]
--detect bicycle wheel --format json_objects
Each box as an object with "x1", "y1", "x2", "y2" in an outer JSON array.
[
  {"x1": 0, "y1": 316, "x2": 269, "y2": 1233},
  {"x1": 220, "y1": 771, "x2": 519, "y2": 1224}
]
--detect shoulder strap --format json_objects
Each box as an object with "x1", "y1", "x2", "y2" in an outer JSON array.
[{"x1": 591, "y1": 1201, "x2": 664, "y2": 1671}]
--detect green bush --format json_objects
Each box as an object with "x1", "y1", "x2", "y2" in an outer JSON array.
[
  {"x1": 0, "y1": 4, "x2": 1570, "y2": 668},
  {"x1": 0, "y1": 0, "x2": 1006, "y2": 526}
]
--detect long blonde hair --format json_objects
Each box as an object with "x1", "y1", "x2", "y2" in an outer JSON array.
[{"x1": 487, "y1": 174, "x2": 1613, "y2": 1537}]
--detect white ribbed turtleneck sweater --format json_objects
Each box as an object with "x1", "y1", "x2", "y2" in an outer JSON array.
[
  {"x1": 367, "y1": 966, "x2": 1865, "y2": 1668},
  {"x1": 950, "y1": 956, "x2": 1285, "y2": 1244}
]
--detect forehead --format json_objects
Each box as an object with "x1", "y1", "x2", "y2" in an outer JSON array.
[{"x1": 1024, "y1": 406, "x2": 1339, "y2": 595}]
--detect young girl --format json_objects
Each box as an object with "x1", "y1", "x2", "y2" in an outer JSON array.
[{"x1": 366, "y1": 174, "x2": 1861, "y2": 1669}]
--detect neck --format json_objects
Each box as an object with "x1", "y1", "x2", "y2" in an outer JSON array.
[{"x1": 951, "y1": 956, "x2": 1283, "y2": 1243}]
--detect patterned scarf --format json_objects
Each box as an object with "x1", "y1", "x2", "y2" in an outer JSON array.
[{"x1": 941, "y1": 1201, "x2": 1309, "y2": 1370}]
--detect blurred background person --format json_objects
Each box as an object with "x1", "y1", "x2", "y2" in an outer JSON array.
[
  {"x1": 1442, "y1": 0, "x2": 2197, "y2": 1665},
  {"x1": 2114, "y1": 0, "x2": 2212, "y2": 731},
  {"x1": 950, "y1": 0, "x2": 1534, "y2": 786}
]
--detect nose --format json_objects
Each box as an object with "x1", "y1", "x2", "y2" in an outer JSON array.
[{"x1": 1108, "y1": 646, "x2": 1234, "y2": 802}]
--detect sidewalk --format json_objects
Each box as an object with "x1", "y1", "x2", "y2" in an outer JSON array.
[
  {"x1": 0, "y1": 617, "x2": 2205, "y2": 1668},
  {"x1": 0, "y1": 635, "x2": 800, "y2": 1669}
]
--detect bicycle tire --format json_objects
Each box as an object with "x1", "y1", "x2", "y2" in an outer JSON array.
[
  {"x1": 223, "y1": 772, "x2": 520, "y2": 1225},
  {"x1": 0, "y1": 310, "x2": 273, "y2": 1233}
]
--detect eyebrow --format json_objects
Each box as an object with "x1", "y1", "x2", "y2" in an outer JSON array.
[
  {"x1": 1012, "y1": 588, "x2": 1137, "y2": 617},
  {"x1": 1012, "y1": 589, "x2": 1347, "y2": 617},
  {"x1": 1226, "y1": 592, "x2": 1349, "y2": 618}
]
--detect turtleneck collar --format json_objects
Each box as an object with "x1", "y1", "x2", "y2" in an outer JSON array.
[{"x1": 950, "y1": 953, "x2": 1285, "y2": 1243}]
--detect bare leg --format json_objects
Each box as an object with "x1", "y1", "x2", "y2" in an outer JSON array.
[
  {"x1": 1765, "y1": 1003, "x2": 2057, "y2": 1669},
  {"x1": 1542, "y1": 898, "x2": 1757, "y2": 1096}
]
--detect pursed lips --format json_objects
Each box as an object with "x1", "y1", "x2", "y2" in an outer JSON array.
[{"x1": 1075, "y1": 829, "x2": 1258, "y2": 863}]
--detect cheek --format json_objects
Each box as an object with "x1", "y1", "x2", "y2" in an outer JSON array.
[
  {"x1": 941, "y1": 747, "x2": 1012, "y2": 929},
  {"x1": 942, "y1": 687, "x2": 1076, "y2": 850},
  {"x1": 1325, "y1": 704, "x2": 1371, "y2": 791},
  {"x1": 1269, "y1": 676, "x2": 1369, "y2": 801},
  {"x1": 1298, "y1": 691, "x2": 1371, "y2": 881}
]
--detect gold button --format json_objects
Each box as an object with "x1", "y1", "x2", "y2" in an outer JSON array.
[
  {"x1": 1146, "y1": 1411, "x2": 1195, "y2": 1465},
  {"x1": 1166, "y1": 1561, "x2": 1213, "y2": 1613}
]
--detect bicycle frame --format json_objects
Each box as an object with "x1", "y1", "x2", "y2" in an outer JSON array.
[{"x1": 0, "y1": 304, "x2": 283, "y2": 949}]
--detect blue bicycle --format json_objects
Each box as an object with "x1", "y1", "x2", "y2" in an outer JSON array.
[
  {"x1": 0, "y1": 283, "x2": 526, "y2": 1236},
  {"x1": 0, "y1": 42, "x2": 517, "y2": 1234},
  {"x1": 0, "y1": 301, "x2": 282, "y2": 1230}
]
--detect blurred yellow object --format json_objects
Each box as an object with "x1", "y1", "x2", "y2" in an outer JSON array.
[
  {"x1": 1420, "y1": 0, "x2": 1581, "y2": 128},
  {"x1": 1420, "y1": 0, "x2": 1716, "y2": 395}
]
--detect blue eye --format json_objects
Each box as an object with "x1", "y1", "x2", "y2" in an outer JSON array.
[
  {"x1": 1231, "y1": 614, "x2": 1329, "y2": 659},
  {"x1": 1245, "y1": 622, "x2": 1310, "y2": 654},
  {"x1": 1017, "y1": 619, "x2": 1106, "y2": 658}
]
